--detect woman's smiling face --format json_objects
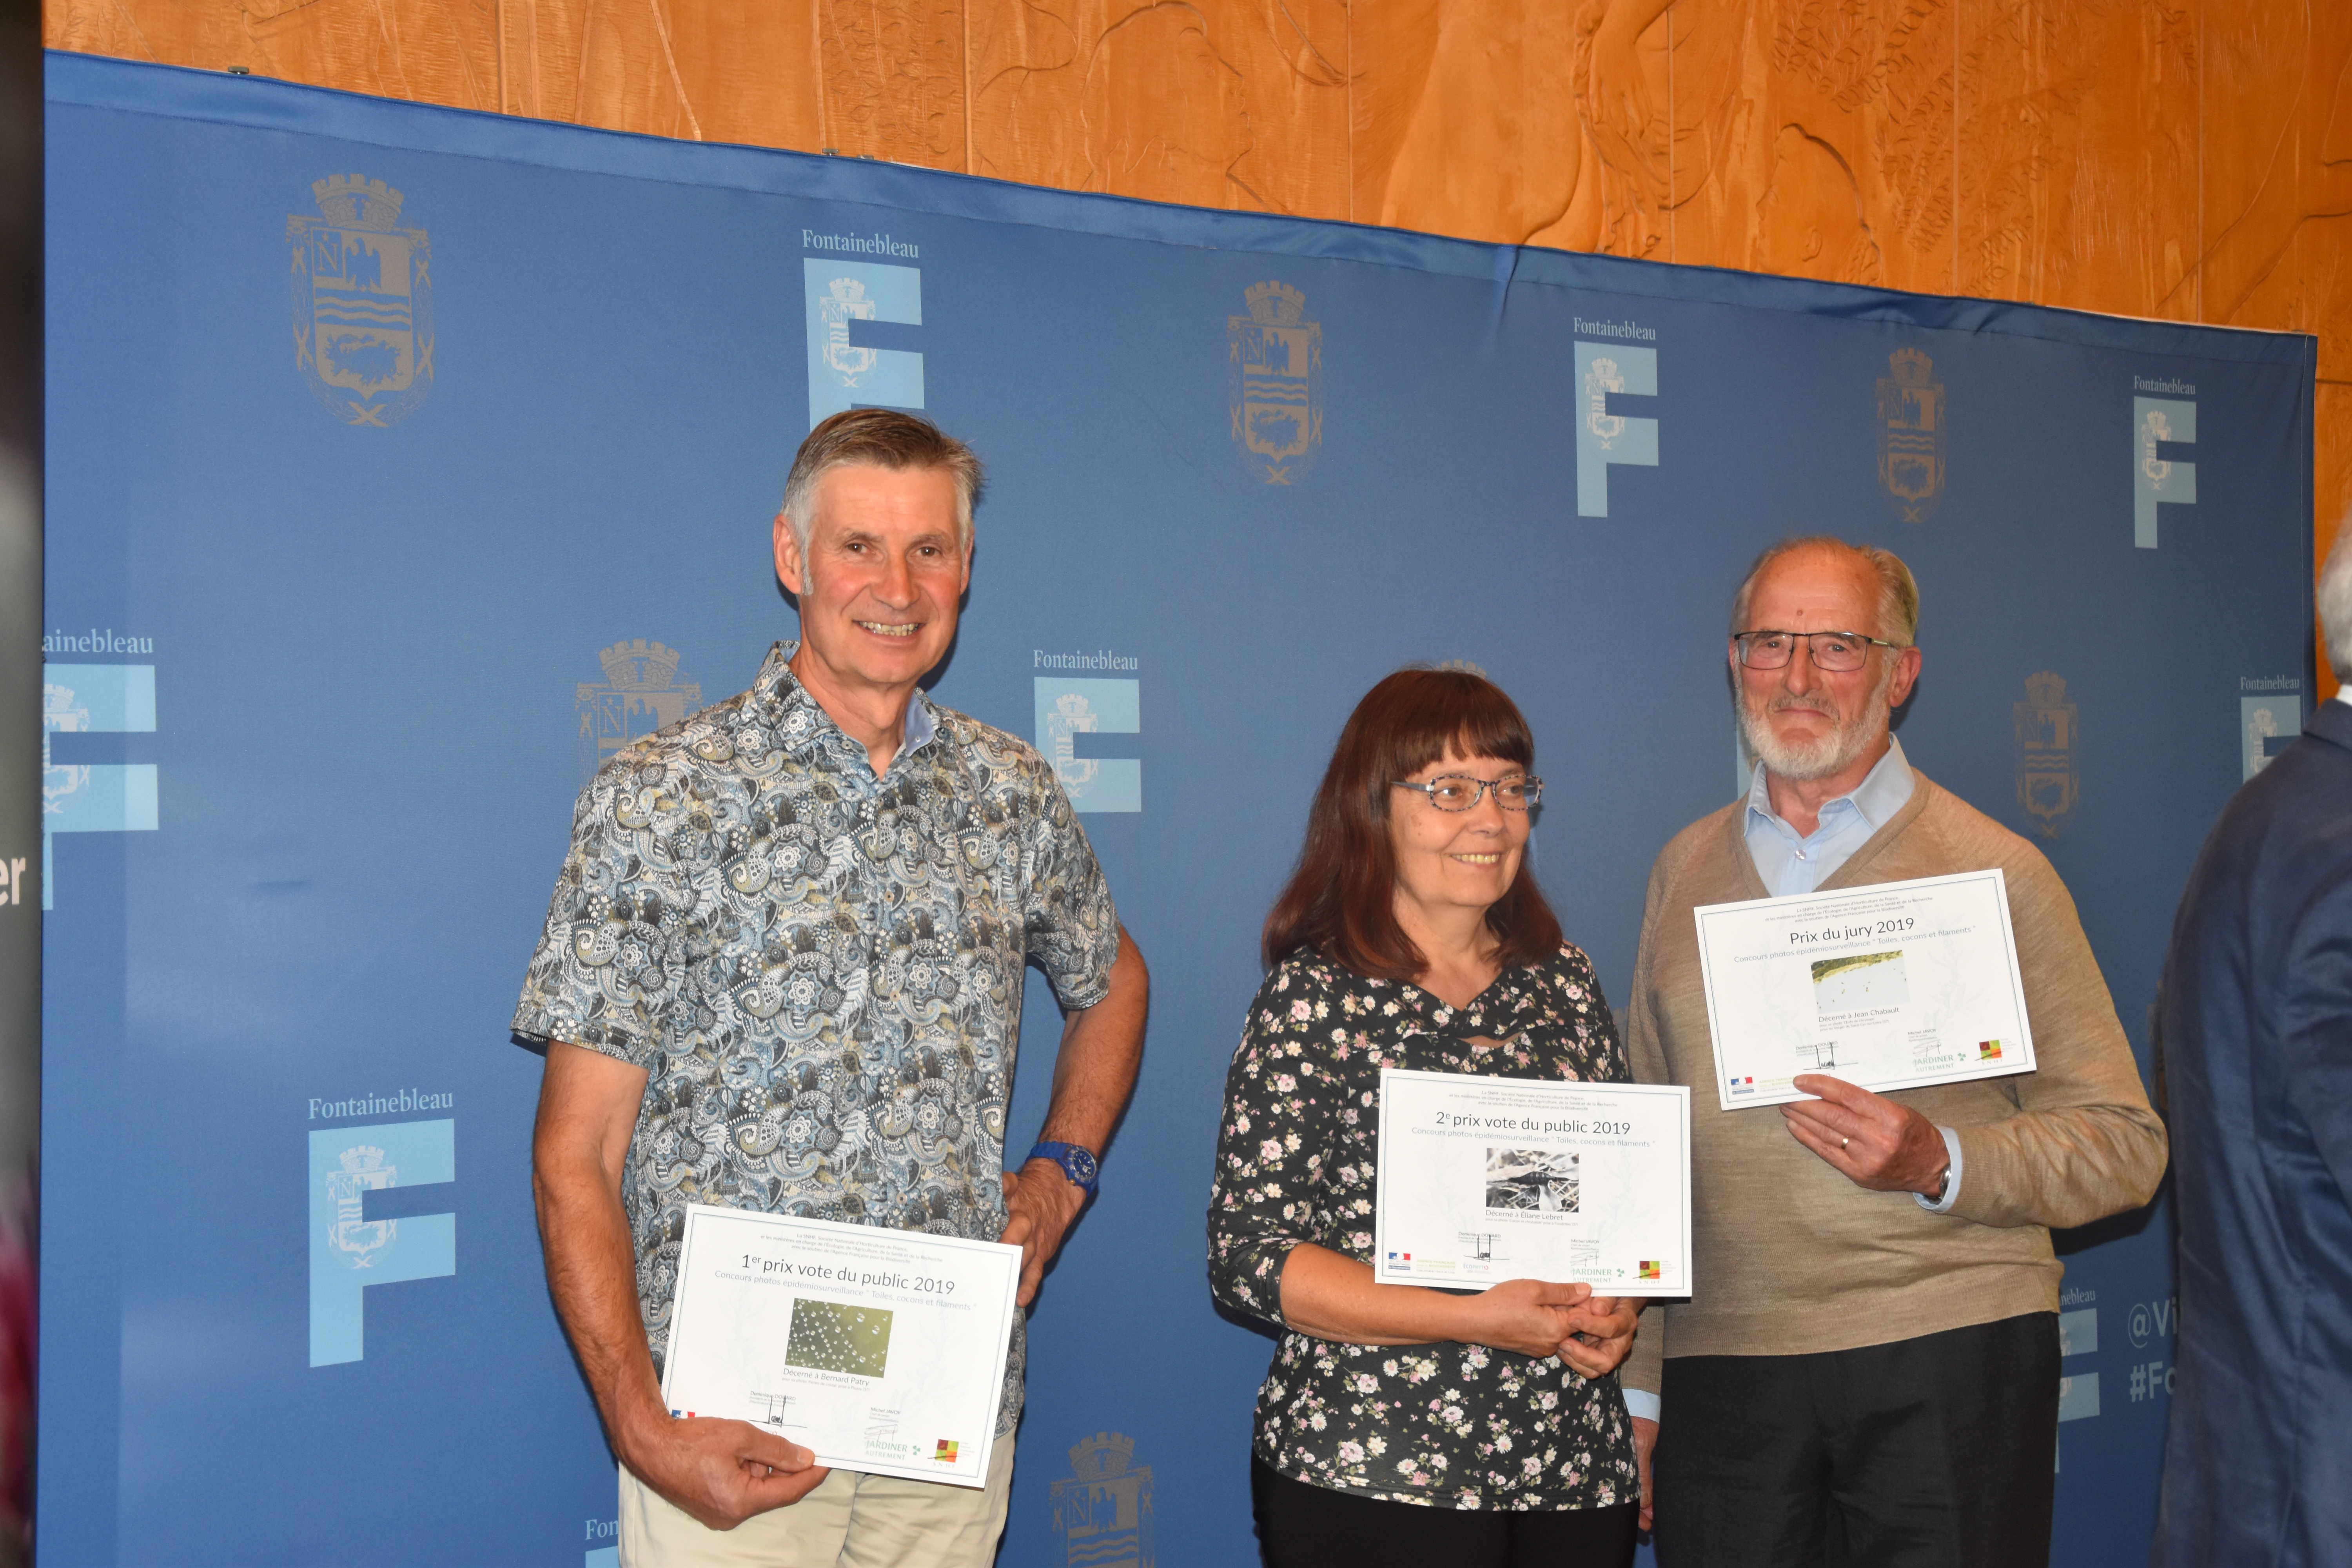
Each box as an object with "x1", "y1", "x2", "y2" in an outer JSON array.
[{"x1": 1386, "y1": 747, "x2": 1532, "y2": 931}]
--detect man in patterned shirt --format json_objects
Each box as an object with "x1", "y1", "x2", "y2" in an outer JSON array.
[{"x1": 518, "y1": 410, "x2": 1149, "y2": 1567}]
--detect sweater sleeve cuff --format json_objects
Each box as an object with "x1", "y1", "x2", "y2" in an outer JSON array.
[
  {"x1": 1622, "y1": 1387, "x2": 1661, "y2": 1423},
  {"x1": 1913, "y1": 1125, "x2": 1965, "y2": 1213}
]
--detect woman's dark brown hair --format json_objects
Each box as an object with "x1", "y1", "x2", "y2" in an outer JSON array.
[{"x1": 1262, "y1": 668, "x2": 1565, "y2": 979}]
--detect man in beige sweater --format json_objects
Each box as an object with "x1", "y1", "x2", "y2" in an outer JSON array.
[{"x1": 1621, "y1": 537, "x2": 2167, "y2": 1567}]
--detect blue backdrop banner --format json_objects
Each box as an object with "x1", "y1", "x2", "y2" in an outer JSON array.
[{"x1": 42, "y1": 51, "x2": 2314, "y2": 1568}]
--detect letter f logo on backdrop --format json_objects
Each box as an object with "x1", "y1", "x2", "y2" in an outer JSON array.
[
  {"x1": 42, "y1": 663, "x2": 158, "y2": 910},
  {"x1": 2133, "y1": 396, "x2": 2195, "y2": 548},
  {"x1": 1034, "y1": 680, "x2": 1141, "y2": 813},
  {"x1": 1575, "y1": 341, "x2": 1659, "y2": 516},
  {"x1": 805, "y1": 261, "x2": 924, "y2": 427},
  {"x1": 309, "y1": 1119, "x2": 455, "y2": 1366}
]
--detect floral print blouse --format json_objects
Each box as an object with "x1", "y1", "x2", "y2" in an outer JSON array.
[{"x1": 1207, "y1": 946, "x2": 1640, "y2": 1511}]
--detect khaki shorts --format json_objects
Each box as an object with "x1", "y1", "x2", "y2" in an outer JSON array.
[{"x1": 619, "y1": 1434, "x2": 1016, "y2": 1568}]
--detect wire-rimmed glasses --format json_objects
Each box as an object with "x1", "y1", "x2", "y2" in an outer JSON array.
[
  {"x1": 1732, "y1": 629, "x2": 1902, "y2": 673},
  {"x1": 1392, "y1": 774, "x2": 1543, "y2": 812}
]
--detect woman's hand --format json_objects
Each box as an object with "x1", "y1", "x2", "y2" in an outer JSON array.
[
  {"x1": 1555, "y1": 1294, "x2": 1641, "y2": 1379},
  {"x1": 1462, "y1": 1278, "x2": 1595, "y2": 1358}
]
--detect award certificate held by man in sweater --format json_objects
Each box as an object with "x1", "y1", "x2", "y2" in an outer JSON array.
[{"x1": 1693, "y1": 867, "x2": 2036, "y2": 1110}]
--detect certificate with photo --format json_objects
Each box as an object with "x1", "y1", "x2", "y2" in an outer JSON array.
[
  {"x1": 659, "y1": 1205, "x2": 1021, "y2": 1489},
  {"x1": 1693, "y1": 867, "x2": 2035, "y2": 1110},
  {"x1": 1372, "y1": 1069, "x2": 1691, "y2": 1296}
]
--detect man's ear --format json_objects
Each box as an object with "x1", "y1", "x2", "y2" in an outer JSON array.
[
  {"x1": 1888, "y1": 644, "x2": 1924, "y2": 709},
  {"x1": 773, "y1": 514, "x2": 806, "y2": 596}
]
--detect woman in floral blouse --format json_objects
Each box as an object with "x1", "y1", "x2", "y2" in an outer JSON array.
[{"x1": 1208, "y1": 668, "x2": 1642, "y2": 1567}]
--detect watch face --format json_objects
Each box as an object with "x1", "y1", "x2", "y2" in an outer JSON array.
[{"x1": 1067, "y1": 1147, "x2": 1099, "y2": 1183}]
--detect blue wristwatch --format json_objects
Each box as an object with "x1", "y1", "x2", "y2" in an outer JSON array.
[{"x1": 1027, "y1": 1140, "x2": 1100, "y2": 1197}]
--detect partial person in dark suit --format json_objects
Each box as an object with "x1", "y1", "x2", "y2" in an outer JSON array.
[{"x1": 2154, "y1": 517, "x2": 2352, "y2": 1568}]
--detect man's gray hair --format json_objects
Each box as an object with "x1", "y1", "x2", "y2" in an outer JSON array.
[
  {"x1": 1730, "y1": 535, "x2": 1921, "y2": 647},
  {"x1": 2318, "y1": 512, "x2": 2352, "y2": 684},
  {"x1": 779, "y1": 408, "x2": 984, "y2": 559}
]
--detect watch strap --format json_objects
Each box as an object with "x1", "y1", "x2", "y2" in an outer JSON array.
[{"x1": 1027, "y1": 1140, "x2": 1100, "y2": 1196}]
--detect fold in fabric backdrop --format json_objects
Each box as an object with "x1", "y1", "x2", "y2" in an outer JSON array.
[{"x1": 40, "y1": 50, "x2": 2313, "y2": 1568}]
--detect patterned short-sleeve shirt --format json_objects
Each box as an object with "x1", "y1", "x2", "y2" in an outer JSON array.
[
  {"x1": 1206, "y1": 947, "x2": 1640, "y2": 1511},
  {"x1": 514, "y1": 643, "x2": 1120, "y2": 1434}
]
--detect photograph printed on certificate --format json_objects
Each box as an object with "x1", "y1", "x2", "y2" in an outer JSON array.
[
  {"x1": 1693, "y1": 868, "x2": 2036, "y2": 1110},
  {"x1": 1373, "y1": 1069, "x2": 1691, "y2": 1296},
  {"x1": 659, "y1": 1206, "x2": 1021, "y2": 1488}
]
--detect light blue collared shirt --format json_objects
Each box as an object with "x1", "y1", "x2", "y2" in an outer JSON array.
[
  {"x1": 900, "y1": 688, "x2": 938, "y2": 757},
  {"x1": 1742, "y1": 733, "x2": 1918, "y2": 896}
]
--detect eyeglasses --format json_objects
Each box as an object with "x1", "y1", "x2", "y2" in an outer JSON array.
[
  {"x1": 1732, "y1": 629, "x2": 1903, "y2": 673},
  {"x1": 1392, "y1": 774, "x2": 1543, "y2": 812}
]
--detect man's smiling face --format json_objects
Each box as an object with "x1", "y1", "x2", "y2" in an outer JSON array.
[{"x1": 774, "y1": 463, "x2": 970, "y2": 702}]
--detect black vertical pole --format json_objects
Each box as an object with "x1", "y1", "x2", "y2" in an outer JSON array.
[{"x1": 0, "y1": 5, "x2": 39, "y2": 1563}]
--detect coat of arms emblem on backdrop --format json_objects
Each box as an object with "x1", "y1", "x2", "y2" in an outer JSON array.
[
  {"x1": 2014, "y1": 671, "x2": 2079, "y2": 838},
  {"x1": 325, "y1": 1144, "x2": 399, "y2": 1268},
  {"x1": 1050, "y1": 1431, "x2": 1154, "y2": 1567},
  {"x1": 1876, "y1": 348, "x2": 1944, "y2": 523},
  {"x1": 818, "y1": 276, "x2": 880, "y2": 389},
  {"x1": 1228, "y1": 281, "x2": 1322, "y2": 485},
  {"x1": 286, "y1": 175, "x2": 434, "y2": 426}
]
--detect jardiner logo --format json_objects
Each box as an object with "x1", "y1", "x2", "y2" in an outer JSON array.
[{"x1": 286, "y1": 176, "x2": 434, "y2": 426}]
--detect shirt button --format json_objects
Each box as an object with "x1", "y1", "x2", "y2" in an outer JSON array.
[{"x1": 1794, "y1": 848, "x2": 1808, "y2": 860}]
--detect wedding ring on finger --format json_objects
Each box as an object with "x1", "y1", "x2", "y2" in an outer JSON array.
[{"x1": 1839, "y1": 1135, "x2": 1851, "y2": 1149}]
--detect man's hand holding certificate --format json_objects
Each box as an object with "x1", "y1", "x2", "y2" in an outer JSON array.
[
  {"x1": 660, "y1": 1206, "x2": 1021, "y2": 1490},
  {"x1": 1693, "y1": 868, "x2": 2036, "y2": 1109}
]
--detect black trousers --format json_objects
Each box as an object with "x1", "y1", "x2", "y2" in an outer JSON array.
[
  {"x1": 1652, "y1": 1312, "x2": 2060, "y2": 1568},
  {"x1": 1251, "y1": 1460, "x2": 1637, "y2": 1568}
]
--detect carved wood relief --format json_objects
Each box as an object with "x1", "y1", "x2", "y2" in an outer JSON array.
[{"x1": 44, "y1": 0, "x2": 2352, "y2": 685}]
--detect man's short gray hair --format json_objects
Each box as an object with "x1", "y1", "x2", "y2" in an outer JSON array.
[
  {"x1": 1730, "y1": 535, "x2": 1921, "y2": 648},
  {"x1": 779, "y1": 408, "x2": 984, "y2": 560},
  {"x1": 2318, "y1": 512, "x2": 2352, "y2": 684}
]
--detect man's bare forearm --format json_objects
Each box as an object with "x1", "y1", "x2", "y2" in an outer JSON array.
[
  {"x1": 532, "y1": 1050, "x2": 664, "y2": 1466},
  {"x1": 1034, "y1": 926, "x2": 1148, "y2": 1154}
]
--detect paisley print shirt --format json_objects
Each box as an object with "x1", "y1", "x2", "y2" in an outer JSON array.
[
  {"x1": 514, "y1": 643, "x2": 1120, "y2": 1434},
  {"x1": 1207, "y1": 948, "x2": 1640, "y2": 1510}
]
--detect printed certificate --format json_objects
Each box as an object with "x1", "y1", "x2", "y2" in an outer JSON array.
[
  {"x1": 659, "y1": 1205, "x2": 1021, "y2": 1488},
  {"x1": 1694, "y1": 868, "x2": 2035, "y2": 1110},
  {"x1": 1372, "y1": 1070, "x2": 1691, "y2": 1296}
]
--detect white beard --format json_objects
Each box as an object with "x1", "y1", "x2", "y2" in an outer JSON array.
[{"x1": 1737, "y1": 659, "x2": 1895, "y2": 782}]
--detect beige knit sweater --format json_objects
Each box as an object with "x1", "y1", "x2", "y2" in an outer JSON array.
[{"x1": 1620, "y1": 769, "x2": 2168, "y2": 1395}]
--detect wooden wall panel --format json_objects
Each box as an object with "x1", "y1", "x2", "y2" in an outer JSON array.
[
  {"x1": 1363, "y1": 0, "x2": 1627, "y2": 250},
  {"x1": 47, "y1": 0, "x2": 500, "y2": 109},
  {"x1": 488, "y1": 0, "x2": 825, "y2": 147},
  {"x1": 1955, "y1": 0, "x2": 2200, "y2": 318},
  {"x1": 41, "y1": 0, "x2": 2352, "y2": 655},
  {"x1": 2199, "y1": 0, "x2": 2352, "y2": 370},
  {"x1": 819, "y1": 0, "x2": 962, "y2": 167},
  {"x1": 1686, "y1": 0, "x2": 1959, "y2": 293},
  {"x1": 969, "y1": 0, "x2": 1351, "y2": 214}
]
